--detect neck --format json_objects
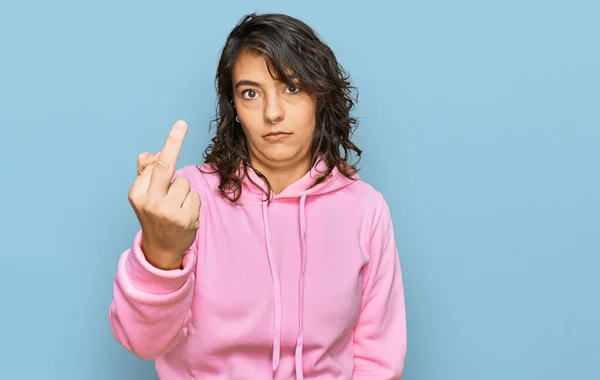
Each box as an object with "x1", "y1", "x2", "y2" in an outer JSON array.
[{"x1": 250, "y1": 153, "x2": 311, "y2": 195}]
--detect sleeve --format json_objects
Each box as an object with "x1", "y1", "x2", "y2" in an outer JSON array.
[
  {"x1": 108, "y1": 170, "x2": 197, "y2": 360},
  {"x1": 352, "y1": 196, "x2": 407, "y2": 379}
]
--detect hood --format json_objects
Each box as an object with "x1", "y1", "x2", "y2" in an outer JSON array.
[
  {"x1": 240, "y1": 157, "x2": 358, "y2": 201},
  {"x1": 239, "y1": 158, "x2": 358, "y2": 379}
]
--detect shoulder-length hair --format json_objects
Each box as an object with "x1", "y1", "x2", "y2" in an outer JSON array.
[{"x1": 201, "y1": 12, "x2": 362, "y2": 202}]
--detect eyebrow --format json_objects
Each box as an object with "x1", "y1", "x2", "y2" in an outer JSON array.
[{"x1": 234, "y1": 80, "x2": 261, "y2": 89}]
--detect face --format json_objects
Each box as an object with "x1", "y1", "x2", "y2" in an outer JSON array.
[{"x1": 232, "y1": 51, "x2": 317, "y2": 169}]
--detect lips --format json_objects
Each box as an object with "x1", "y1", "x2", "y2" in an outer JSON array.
[
  {"x1": 264, "y1": 131, "x2": 291, "y2": 137},
  {"x1": 263, "y1": 131, "x2": 292, "y2": 142}
]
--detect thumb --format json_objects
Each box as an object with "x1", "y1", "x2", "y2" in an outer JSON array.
[{"x1": 137, "y1": 151, "x2": 160, "y2": 175}]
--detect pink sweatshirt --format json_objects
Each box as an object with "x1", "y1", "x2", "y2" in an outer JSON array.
[{"x1": 109, "y1": 160, "x2": 407, "y2": 379}]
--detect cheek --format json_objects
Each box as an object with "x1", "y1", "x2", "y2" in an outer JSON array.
[
  {"x1": 240, "y1": 125, "x2": 261, "y2": 144},
  {"x1": 303, "y1": 123, "x2": 316, "y2": 141},
  {"x1": 298, "y1": 100, "x2": 317, "y2": 135},
  {"x1": 238, "y1": 114, "x2": 262, "y2": 137}
]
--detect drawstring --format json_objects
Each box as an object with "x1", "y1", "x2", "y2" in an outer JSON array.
[
  {"x1": 262, "y1": 201, "x2": 282, "y2": 373},
  {"x1": 263, "y1": 195, "x2": 308, "y2": 380},
  {"x1": 294, "y1": 194, "x2": 308, "y2": 380}
]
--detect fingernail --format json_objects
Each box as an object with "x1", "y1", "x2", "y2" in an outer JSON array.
[{"x1": 174, "y1": 121, "x2": 186, "y2": 131}]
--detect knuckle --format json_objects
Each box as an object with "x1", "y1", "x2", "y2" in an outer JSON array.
[
  {"x1": 167, "y1": 132, "x2": 182, "y2": 144},
  {"x1": 173, "y1": 177, "x2": 190, "y2": 190},
  {"x1": 127, "y1": 187, "x2": 136, "y2": 201},
  {"x1": 128, "y1": 184, "x2": 143, "y2": 204},
  {"x1": 191, "y1": 191, "x2": 201, "y2": 204},
  {"x1": 155, "y1": 158, "x2": 172, "y2": 171},
  {"x1": 127, "y1": 189, "x2": 137, "y2": 205}
]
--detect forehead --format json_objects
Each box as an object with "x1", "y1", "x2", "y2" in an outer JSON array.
[
  {"x1": 232, "y1": 51, "x2": 270, "y2": 79},
  {"x1": 232, "y1": 50, "x2": 295, "y2": 84}
]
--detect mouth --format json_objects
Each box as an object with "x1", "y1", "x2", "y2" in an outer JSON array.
[
  {"x1": 263, "y1": 131, "x2": 293, "y2": 141},
  {"x1": 263, "y1": 131, "x2": 292, "y2": 137}
]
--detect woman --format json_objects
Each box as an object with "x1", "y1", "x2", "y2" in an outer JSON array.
[{"x1": 109, "y1": 12, "x2": 407, "y2": 379}]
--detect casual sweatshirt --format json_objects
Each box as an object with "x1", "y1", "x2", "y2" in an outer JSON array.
[{"x1": 109, "y1": 159, "x2": 407, "y2": 379}]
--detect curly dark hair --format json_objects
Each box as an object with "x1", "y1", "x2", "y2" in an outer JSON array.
[{"x1": 200, "y1": 12, "x2": 362, "y2": 203}]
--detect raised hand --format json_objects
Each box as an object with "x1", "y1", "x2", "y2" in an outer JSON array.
[{"x1": 128, "y1": 120, "x2": 201, "y2": 270}]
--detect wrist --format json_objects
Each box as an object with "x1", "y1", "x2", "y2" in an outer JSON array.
[
  {"x1": 145, "y1": 252, "x2": 183, "y2": 271},
  {"x1": 141, "y1": 239, "x2": 184, "y2": 271}
]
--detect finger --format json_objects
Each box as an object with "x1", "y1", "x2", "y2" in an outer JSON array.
[
  {"x1": 149, "y1": 120, "x2": 188, "y2": 195},
  {"x1": 167, "y1": 177, "x2": 191, "y2": 207},
  {"x1": 134, "y1": 162, "x2": 155, "y2": 194},
  {"x1": 182, "y1": 190, "x2": 201, "y2": 222},
  {"x1": 128, "y1": 162, "x2": 155, "y2": 210},
  {"x1": 137, "y1": 152, "x2": 159, "y2": 175}
]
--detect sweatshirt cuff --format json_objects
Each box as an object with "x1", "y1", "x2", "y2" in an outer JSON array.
[{"x1": 124, "y1": 229, "x2": 196, "y2": 295}]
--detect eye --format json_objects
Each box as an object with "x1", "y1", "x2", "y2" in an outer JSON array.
[
  {"x1": 286, "y1": 85, "x2": 301, "y2": 94},
  {"x1": 242, "y1": 89, "x2": 258, "y2": 99}
]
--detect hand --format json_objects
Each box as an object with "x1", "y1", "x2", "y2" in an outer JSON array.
[{"x1": 128, "y1": 120, "x2": 201, "y2": 270}]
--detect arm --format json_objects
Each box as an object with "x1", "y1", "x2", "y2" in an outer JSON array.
[
  {"x1": 109, "y1": 121, "x2": 200, "y2": 359},
  {"x1": 352, "y1": 196, "x2": 407, "y2": 379},
  {"x1": 108, "y1": 229, "x2": 197, "y2": 360}
]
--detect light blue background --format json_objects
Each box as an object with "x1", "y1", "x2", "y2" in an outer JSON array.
[{"x1": 1, "y1": 0, "x2": 598, "y2": 379}]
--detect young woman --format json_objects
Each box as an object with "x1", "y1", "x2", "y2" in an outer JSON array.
[{"x1": 109, "y1": 12, "x2": 407, "y2": 380}]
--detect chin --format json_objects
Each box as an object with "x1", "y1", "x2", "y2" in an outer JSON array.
[{"x1": 258, "y1": 145, "x2": 307, "y2": 165}]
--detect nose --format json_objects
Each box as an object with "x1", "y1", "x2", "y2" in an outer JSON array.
[{"x1": 264, "y1": 93, "x2": 284, "y2": 124}]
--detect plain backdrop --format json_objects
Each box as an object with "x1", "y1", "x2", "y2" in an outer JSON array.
[{"x1": 1, "y1": 0, "x2": 599, "y2": 379}]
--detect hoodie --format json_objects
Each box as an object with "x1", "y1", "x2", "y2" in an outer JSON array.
[{"x1": 109, "y1": 159, "x2": 407, "y2": 379}]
